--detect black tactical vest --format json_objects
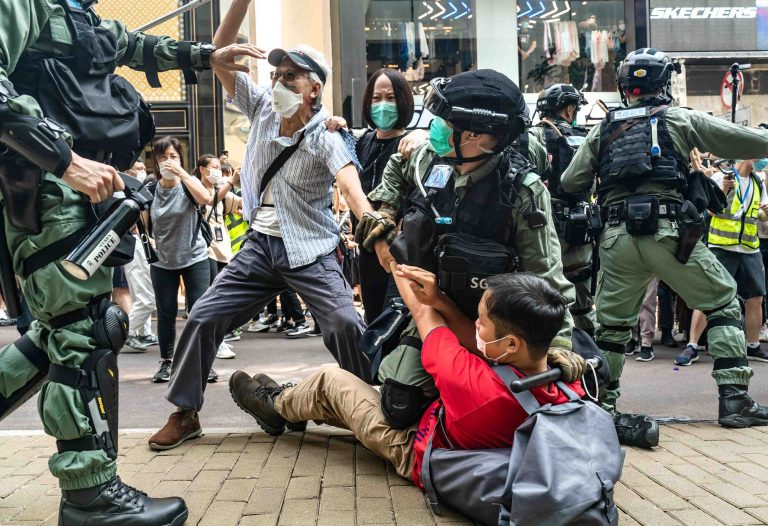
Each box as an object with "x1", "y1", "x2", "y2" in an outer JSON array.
[
  {"x1": 597, "y1": 102, "x2": 687, "y2": 199},
  {"x1": 539, "y1": 120, "x2": 588, "y2": 202},
  {"x1": 10, "y1": 0, "x2": 155, "y2": 170},
  {"x1": 391, "y1": 151, "x2": 529, "y2": 317}
]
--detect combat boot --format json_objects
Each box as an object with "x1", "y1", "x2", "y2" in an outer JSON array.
[
  {"x1": 229, "y1": 370, "x2": 287, "y2": 435},
  {"x1": 613, "y1": 412, "x2": 659, "y2": 449},
  {"x1": 718, "y1": 385, "x2": 768, "y2": 428},
  {"x1": 59, "y1": 476, "x2": 187, "y2": 526}
]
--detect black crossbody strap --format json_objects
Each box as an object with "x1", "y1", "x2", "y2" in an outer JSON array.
[
  {"x1": 259, "y1": 132, "x2": 306, "y2": 197},
  {"x1": 179, "y1": 182, "x2": 206, "y2": 247}
]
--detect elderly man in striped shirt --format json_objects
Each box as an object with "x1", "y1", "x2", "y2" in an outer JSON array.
[{"x1": 149, "y1": 0, "x2": 385, "y2": 450}]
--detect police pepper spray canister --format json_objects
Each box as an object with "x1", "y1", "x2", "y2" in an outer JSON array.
[{"x1": 61, "y1": 197, "x2": 141, "y2": 280}]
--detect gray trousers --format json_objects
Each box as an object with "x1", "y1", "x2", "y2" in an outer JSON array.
[{"x1": 167, "y1": 230, "x2": 370, "y2": 411}]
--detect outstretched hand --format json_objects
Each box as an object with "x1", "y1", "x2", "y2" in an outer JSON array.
[
  {"x1": 210, "y1": 44, "x2": 267, "y2": 73},
  {"x1": 394, "y1": 264, "x2": 442, "y2": 307}
]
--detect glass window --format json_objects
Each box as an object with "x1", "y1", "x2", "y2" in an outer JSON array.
[
  {"x1": 516, "y1": 0, "x2": 627, "y2": 94},
  {"x1": 364, "y1": 1, "x2": 478, "y2": 88}
]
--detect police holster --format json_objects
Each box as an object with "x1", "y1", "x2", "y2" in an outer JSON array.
[
  {"x1": 675, "y1": 200, "x2": 706, "y2": 265},
  {"x1": 0, "y1": 153, "x2": 43, "y2": 235}
]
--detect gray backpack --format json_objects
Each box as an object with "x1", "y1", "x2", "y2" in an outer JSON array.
[{"x1": 421, "y1": 366, "x2": 625, "y2": 526}]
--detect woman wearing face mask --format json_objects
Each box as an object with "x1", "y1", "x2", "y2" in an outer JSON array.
[
  {"x1": 146, "y1": 138, "x2": 226, "y2": 383},
  {"x1": 194, "y1": 154, "x2": 243, "y2": 282},
  {"x1": 195, "y1": 154, "x2": 244, "y2": 354},
  {"x1": 326, "y1": 69, "x2": 420, "y2": 323}
]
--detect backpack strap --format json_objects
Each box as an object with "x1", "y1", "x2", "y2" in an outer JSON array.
[
  {"x1": 421, "y1": 406, "x2": 445, "y2": 515},
  {"x1": 492, "y1": 365, "x2": 542, "y2": 415},
  {"x1": 555, "y1": 380, "x2": 582, "y2": 402},
  {"x1": 179, "y1": 182, "x2": 206, "y2": 247}
]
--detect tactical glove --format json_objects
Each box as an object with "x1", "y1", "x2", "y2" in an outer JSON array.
[
  {"x1": 547, "y1": 347, "x2": 586, "y2": 383},
  {"x1": 355, "y1": 205, "x2": 397, "y2": 251}
]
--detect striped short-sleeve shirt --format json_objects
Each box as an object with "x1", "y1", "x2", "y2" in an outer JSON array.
[{"x1": 231, "y1": 72, "x2": 354, "y2": 268}]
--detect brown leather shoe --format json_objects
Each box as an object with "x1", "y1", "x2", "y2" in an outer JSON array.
[{"x1": 148, "y1": 410, "x2": 202, "y2": 450}]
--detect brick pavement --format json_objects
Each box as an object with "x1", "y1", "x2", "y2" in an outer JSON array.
[{"x1": 1, "y1": 423, "x2": 768, "y2": 525}]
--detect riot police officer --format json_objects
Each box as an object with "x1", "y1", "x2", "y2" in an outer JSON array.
[
  {"x1": 562, "y1": 48, "x2": 768, "y2": 448},
  {"x1": 353, "y1": 70, "x2": 585, "y2": 429},
  {"x1": 530, "y1": 84, "x2": 597, "y2": 335},
  {"x1": 0, "y1": 0, "x2": 250, "y2": 523}
]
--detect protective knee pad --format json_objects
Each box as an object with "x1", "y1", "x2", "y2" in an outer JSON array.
[
  {"x1": 48, "y1": 349, "x2": 119, "y2": 459},
  {"x1": 0, "y1": 336, "x2": 50, "y2": 421},
  {"x1": 91, "y1": 299, "x2": 129, "y2": 353},
  {"x1": 381, "y1": 379, "x2": 424, "y2": 429}
]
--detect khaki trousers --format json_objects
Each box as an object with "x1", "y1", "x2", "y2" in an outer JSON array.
[{"x1": 274, "y1": 368, "x2": 416, "y2": 479}]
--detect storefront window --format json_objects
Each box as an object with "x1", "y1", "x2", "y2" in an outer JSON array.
[
  {"x1": 516, "y1": 0, "x2": 627, "y2": 94},
  {"x1": 364, "y1": 1, "x2": 478, "y2": 90}
]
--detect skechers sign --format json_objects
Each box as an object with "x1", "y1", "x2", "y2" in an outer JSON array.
[
  {"x1": 651, "y1": 7, "x2": 756, "y2": 19},
  {"x1": 649, "y1": 0, "x2": 768, "y2": 52}
]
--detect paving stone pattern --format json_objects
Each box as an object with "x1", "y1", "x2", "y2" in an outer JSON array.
[{"x1": 1, "y1": 423, "x2": 768, "y2": 525}]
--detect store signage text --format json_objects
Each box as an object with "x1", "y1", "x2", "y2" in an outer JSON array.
[{"x1": 650, "y1": 7, "x2": 757, "y2": 19}]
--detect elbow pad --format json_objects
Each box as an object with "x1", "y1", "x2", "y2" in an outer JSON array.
[{"x1": 0, "y1": 108, "x2": 72, "y2": 177}]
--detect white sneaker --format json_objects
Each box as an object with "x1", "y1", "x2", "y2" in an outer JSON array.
[
  {"x1": 216, "y1": 342, "x2": 236, "y2": 359},
  {"x1": 760, "y1": 325, "x2": 768, "y2": 342}
]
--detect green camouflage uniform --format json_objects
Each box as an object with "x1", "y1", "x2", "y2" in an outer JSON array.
[
  {"x1": 369, "y1": 142, "x2": 575, "y2": 397},
  {"x1": 561, "y1": 105, "x2": 768, "y2": 410},
  {"x1": 0, "y1": 0, "x2": 207, "y2": 490}
]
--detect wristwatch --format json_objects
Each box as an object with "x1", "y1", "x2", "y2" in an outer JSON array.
[{"x1": 200, "y1": 44, "x2": 217, "y2": 69}]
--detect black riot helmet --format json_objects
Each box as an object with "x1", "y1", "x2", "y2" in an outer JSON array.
[
  {"x1": 536, "y1": 84, "x2": 587, "y2": 118},
  {"x1": 616, "y1": 48, "x2": 681, "y2": 105},
  {"x1": 424, "y1": 70, "x2": 530, "y2": 164}
]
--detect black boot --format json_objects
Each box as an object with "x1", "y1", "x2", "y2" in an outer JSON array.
[
  {"x1": 613, "y1": 412, "x2": 659, "y2": 449},
  {"x1": 661, "y1": 330, "x2": 678, "y2": 348},
  {"x1": 60, "y1": 476, "x2": 187, "y2": 526},
  {"x1": 718, "y1": 385, "x2": 768, "y2": 428}
]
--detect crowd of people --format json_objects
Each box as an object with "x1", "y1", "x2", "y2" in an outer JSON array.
[{"x1": 1, "y1": 0, "x2": 767, "y2": 523}]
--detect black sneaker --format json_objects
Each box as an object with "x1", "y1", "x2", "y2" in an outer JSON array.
[
  {"x1": 229, "y1": 371, "x2": 286, "y2": 435},
  {"x1": 747, "y1": 345, "x2": 768, "y2": 363},
  {"x1": 153, "y1": 360, "x2": 172, "y2": 383},
  {"x1": 718, "y1": 385, "x2": 768, "y2": 428},
  {"x1": 661, "y1": 331, "x2": 678, "y2": 348},
  {"x1": 636, "y1": 346, "x2": 654, "y2": 362},
  {"x1": 675, "y1": 344, "x2": 699, "y2": 366},
  {"x1": 275, "y1": 320, "x2": 293, "y2": 333},
  {"x1": 207, "y1": 368, "x2": 219, "y2": 383},
  {"x1": 624, "y1": 339, "x2": 637, "y2": 356},
  {"x1": 613, "y1": 412, "x2": 660, "y2": 448},
  {"x1": 60, "y1": 476, "x2": 187, "y2": 526},
  {"x1": 285, "y1": 322, "x2": 312, "y2": 338}
]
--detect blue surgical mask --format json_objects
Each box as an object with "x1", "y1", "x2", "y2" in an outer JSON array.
[
  {"x1": 753, "y1": 158, "x2": 768, "y2": 172},
  {"x1": 371, "y1": 102, "x2": 399, "y2": 131},
  {"x1": 429, "y1": 117, "x2": 455, "y2": 157}
]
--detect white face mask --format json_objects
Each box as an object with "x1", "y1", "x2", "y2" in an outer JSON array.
[
  {"x1": 159, "y1": 160, "x2": 180, "y2": 181},
  {"x1": 475, "y1": 328, "x2": 512, "y2": 364},
  {"x1": 272, "y1": 81, "x2": 304, "y2": 118},
  {"x1": 206, "y1": 168, "x2": 222, "y2": 184},
  {"x1": 135, "y1": 170, "x2": 147, "y2": 182}
]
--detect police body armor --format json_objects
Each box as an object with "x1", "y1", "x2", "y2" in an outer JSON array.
[
  {"x1": 596, "y1": 101, "x2": 690, "y2": 239},
  {"x1": 391, "y1": 150, "x2": 529, "y2": 319},
  {"x1": 0, "y1": 0, "x2": 148, "y2": 455},
  {"x1": 597, "y1": 102, "x2": 687, "y2": 199},
  {"x1": 540, "y1": 120, "x2": 588, "y2": 202},
  {"x1": 538, "y1": 121, "x2": 598, "y2": 247}
]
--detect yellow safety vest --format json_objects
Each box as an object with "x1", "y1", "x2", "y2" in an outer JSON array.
[
  {"x1": 708, "y1": 173, "x2": 761, "y2": 250},
  {"x1": 225, "y1": 212, "x2": 248, "y2": 253}
]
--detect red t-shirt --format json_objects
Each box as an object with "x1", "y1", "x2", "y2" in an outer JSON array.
[{"x1": 411, "y1": 326, "x2": 585, "y2": 488}]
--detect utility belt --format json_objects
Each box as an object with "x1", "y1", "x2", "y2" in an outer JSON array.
[
  {"x1": 602, "y1": 196, "x2": 681, "y2": 236},
  {"x1": 553, "y1": 200, "x2": 603, "y2": 246}
]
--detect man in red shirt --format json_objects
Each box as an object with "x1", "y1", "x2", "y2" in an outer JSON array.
[{"x1": 229, "y1": 267, "x2": 585, "y2": 487}]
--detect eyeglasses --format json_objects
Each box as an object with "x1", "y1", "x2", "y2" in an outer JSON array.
[{"x1": 270, "y1": 69, "x2": 312, "y2": 83}]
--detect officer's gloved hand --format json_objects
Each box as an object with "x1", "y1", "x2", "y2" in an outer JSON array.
[
  {"x1": 355, "y1": 205, "x2": 398, "y2": 251},
  {"x1": 547, "y1": 347, "x2": 586, "y2": 383}
]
